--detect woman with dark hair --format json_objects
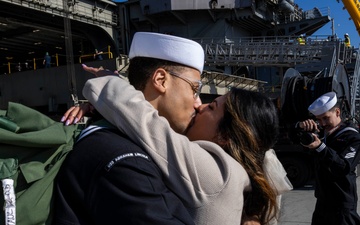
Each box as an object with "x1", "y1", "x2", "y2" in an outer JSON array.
[
  {"x1": 64, "y1": 68, "x2": 292, "y2": 224},
  {"x1": 216, "y1": 88, "x2": 281, "y2": 223}
]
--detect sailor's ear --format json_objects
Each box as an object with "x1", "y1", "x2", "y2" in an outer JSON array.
[{"x1": 151, "y1": 68, "x2": 169, "y2": 94}]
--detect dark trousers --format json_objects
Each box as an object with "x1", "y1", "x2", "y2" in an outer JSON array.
[{"x1": 311, "y1": 200, "x2": 360, "y2": 225}]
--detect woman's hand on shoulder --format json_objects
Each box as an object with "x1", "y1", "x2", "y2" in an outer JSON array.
[
  {"x1": 61, "y1": 103, "x2": 93, "y2": 126},
  {"x1": 82, "y1": 64, "x2": 118, "y2": 77}
]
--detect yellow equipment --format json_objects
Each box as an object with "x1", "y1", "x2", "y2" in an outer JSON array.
[{"x1": 340, "y1": 0, "x2": 360, "y2": 36}]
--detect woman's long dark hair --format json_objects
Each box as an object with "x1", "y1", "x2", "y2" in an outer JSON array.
[{"x1": 217, "y1": 88, "x2": 280, "y2": 224}]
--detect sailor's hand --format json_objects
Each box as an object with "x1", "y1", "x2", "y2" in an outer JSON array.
[
  {"x1": 302, "y1": 134, "x2": 322, "y2": 149},
  {"x1": 298, "y1": 119, "x2": 320, "y2": 132},
  {"x1": 61, "y1": 103, "x2": 92, "y2": 126}
]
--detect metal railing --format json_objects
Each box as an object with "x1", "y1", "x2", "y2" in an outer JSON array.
[
  {"x1": 195, "y1": 36, "x2": 333, "y2": 67},
  {"x1": 351, "y1": 48, "x2": 360, "y2": 117},
  {"x1": 201, "y1": 70, "x2": 266, "y2": 92}
]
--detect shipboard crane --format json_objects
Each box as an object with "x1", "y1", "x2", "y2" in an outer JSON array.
[{"x1": 339, "y1": 0, "x2": 360, "y2": 36}]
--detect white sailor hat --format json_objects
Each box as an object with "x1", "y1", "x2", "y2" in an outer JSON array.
[
  {"x1": 129, "y1": 32, "x2": 205, "y2": 73},
  {"x1": 308, "y1": 92, "x2": 337, "y2": 116}
]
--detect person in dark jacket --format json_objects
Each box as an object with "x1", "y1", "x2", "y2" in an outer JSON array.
[
  {"x1": 297, "y1": 92, "x2": 360, "y2": 225},
  {"x1": 55, "y1": 127, "x2": 195, "y2": 225},
  {"x1": 93, "y1": 49, "x2": 103, "y2": 60}
]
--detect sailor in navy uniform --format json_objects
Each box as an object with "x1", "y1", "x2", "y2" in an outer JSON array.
[
  {"x1": 298, "y1": 92, "x2": 360, "y2": 225},
  {"x1": 54, "y1": 125, "x2": 195, "y2": 225}
]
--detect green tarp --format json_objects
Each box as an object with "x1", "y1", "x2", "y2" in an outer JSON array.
[{"x1": 0, "y1": 102, "x2": 81, "y2": 225}]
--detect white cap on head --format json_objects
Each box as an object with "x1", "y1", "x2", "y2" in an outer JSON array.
[
  {"x1": 308, "y1": 92, "x2": 337, "y2": 116},
  {"x1": 129, "y1": 32, "x2": 205, "y2": 73}
]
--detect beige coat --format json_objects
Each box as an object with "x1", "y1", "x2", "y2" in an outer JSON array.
[{"x1": 83, "y1": 75, "x2": 251, "y2": 225}]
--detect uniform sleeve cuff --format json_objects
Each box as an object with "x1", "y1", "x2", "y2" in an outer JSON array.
[{"x1": 315, "y1": 142, "x2": 326, "y2": 152}]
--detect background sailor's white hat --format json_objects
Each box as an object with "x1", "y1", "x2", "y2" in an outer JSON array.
[
  {"x1": 308, "y1": 92, "x2": 337, "y2": 116},
  {"x1": 129, "y1": 32, "x2": 205, "y2": 73}
]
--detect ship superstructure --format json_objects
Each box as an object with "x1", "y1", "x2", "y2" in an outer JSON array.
[{"x1": 0, "y1": 0, "x2": 334, "y2": 109}]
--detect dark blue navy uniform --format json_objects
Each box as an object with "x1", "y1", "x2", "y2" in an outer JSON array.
[
  {"x1": 311, "y1": 122, "x2": 360, "y2": 225},
  {"x1": 54, "y1": 128, "x2": 194, "y2": 225}
]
